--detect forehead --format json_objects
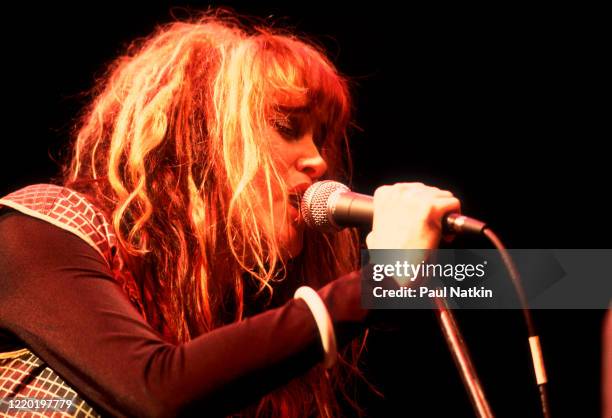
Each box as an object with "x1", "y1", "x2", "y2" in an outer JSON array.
[
  {"x1": 268, "y1": 87, "x2": 309, "y2": 109},
  {"x1": 268, "y1": 94, "x2": 326, "y2": 122},
  {"x1": 275, "y1": 105, "x2": 309, "y2": 115}
]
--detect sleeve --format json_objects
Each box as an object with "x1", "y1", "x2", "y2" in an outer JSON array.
[{"x1": 0, "y1": 209, "x2": 368, "y2": 417}]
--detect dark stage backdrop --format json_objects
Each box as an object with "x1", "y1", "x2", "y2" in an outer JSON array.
[{"x1": 1, "y1": 2, "x2": 606, "y2": 417}]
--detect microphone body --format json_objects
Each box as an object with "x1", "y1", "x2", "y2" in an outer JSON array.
[{"x1": 300, "y1": 180, "x2": 486, "y2": 234}]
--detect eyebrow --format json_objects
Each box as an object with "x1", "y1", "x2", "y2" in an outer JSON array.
[{"x1": 275, "y1": 105, "x2": 311, "y2": 114}]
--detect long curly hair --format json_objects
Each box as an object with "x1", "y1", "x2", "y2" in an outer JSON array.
[{"x1": 64, "y1": 9, "x2": 368, "y2": 417}]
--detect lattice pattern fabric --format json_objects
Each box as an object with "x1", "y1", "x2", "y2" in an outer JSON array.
[
  {"x1": 0, "y1": 184, "x2": 144, "y2": 313},
  {"x1": 0, "y1": 184, "x2": 143, "y2": 417},
  {"x1": 0, "y1": 184, "x2": 115, "y2": 261},
  {"x1": 0, "y1": 350, "x2": 100, "y2": 417}
]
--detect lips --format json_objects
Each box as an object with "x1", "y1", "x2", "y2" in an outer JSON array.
[
  {"x1": 288, "y1": 193, "x2": 301, "y2": 210},
  {"x1": 288, "y1": 193, "x2": 302, "y2": 223},
  {"x1": 288, "y1": 183, "x2": 311, "y2": 223}
]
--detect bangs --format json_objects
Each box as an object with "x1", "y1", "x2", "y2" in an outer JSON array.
[{"x1": 253, "y1": 34, "x2": 352, "y2": 174}]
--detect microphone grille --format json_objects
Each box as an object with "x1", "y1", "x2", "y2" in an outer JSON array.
[{"x1": 300, "y1": 180, "x2": 350, "y2": 231}]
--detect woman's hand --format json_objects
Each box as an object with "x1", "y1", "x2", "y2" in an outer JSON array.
[{"x1": 366, "y1": 183, "x2": 461, "y2": 250}]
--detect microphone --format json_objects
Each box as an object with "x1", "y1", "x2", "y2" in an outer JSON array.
[{"x1": 300, "y1": 180, "x2": 486, "y2": 234}]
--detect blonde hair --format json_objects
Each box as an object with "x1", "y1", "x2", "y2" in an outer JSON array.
[{"x1": 65, "y1": 9, "x2": 367, "y2": 417}]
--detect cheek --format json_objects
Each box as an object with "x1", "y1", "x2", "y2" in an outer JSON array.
[
  {"x1": 276, "y1": 220, "x2": 304, "y2": 258},
  {"x1": 269, "y1": 133, "x2": 300, "y2": 169},
  {"x1": 252, "y1": 166, "x2": 286, "y2": 204}
]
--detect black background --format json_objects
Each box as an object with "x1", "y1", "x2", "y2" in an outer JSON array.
[{"x1": 0, "y1": 2, "x2": 607, "y2": 417}]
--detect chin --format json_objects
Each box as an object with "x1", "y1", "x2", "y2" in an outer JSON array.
[
  {"x1": 280, "y1": 226, "x2": 304, "y2": 259},
  {"x1": 287, "y1": 241, "x2": 304, "y2": 259}
]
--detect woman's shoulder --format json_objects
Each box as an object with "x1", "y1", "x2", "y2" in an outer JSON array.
[
  {"x1": 0, "y1": 183, "x2": 117, "y2": 263},
  {"x1": 0, "y1": 183, "x2": 146, "y2": 317}
]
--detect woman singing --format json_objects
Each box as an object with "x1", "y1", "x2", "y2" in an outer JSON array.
[{"x1": 0, "y1": 10, "x2": 459, "y2": 417}]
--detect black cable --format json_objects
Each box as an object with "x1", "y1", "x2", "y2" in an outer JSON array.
[{"x1": 482, "y1": 227, "x2": 551, "y2": 418}]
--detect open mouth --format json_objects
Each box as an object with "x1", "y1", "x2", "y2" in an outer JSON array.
[
  {"x1": 288, "y1": 193, "x2": 301, "y2": 209},
  {"x1": 287, "y1": 183, "x2": 310, "y2": 224},
  {"x1": 288, "y1": 193, "x2": 302, "y2": 220}
]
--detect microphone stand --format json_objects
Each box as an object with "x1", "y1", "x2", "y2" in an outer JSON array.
[{"x1": 434, "y1": 296, "x2": 494, "y2": 418}]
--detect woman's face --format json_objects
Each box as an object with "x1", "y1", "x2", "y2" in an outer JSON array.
[{"x1": 263, "y1": 107, "x2": 328, "y2": 258}]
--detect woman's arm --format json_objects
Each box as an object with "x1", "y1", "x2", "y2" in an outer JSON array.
[{"x1": 0, "y1": 210, "x2": 366, "y2": 417}]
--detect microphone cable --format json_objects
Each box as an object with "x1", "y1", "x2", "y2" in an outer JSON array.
[
  {"x1": 482, "y1": 227, "x2": 551, "y2": 418},
  {"x1": 300, "y1": 180, "x2": 552, "y2": 417}
]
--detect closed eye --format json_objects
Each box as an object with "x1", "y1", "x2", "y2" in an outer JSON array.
[
  {"x1": 272, "y1": 118, "x2": 299, "y2": 139},
  {"x1": 271, "y1": 114, "x2": 307, "y2": 140}
]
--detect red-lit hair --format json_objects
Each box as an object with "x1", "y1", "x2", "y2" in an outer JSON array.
[{"x1": 65, "y1": 10, "x2": 368, "y2": 417}]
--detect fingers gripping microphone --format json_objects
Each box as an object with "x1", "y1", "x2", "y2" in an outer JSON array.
[
  {"x1": 300, "y1": 180, "x2": 486, "y2": 234},
  {"x1": 300, "y1": 182, "x2": 552, "y2": 418}
]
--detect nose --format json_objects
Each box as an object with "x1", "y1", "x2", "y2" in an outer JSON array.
[{"x1": 296, "y1": 138, "x2": 328, "y2": 181}]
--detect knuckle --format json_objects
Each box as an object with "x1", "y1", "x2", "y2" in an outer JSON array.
[{"x1": 373, "y1": 185, "x2": 390, "y2": 198}]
